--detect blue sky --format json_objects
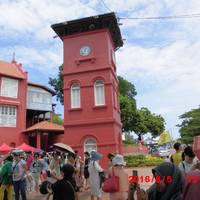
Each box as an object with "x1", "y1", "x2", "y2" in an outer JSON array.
[{"x1": 1, "y1": 0, "x2": 200, "y2": 139}]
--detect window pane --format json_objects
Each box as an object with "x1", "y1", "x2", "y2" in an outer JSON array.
[
  {"x1": 1, "y1": 77, "x2": 18, "y2": 98},
  {"x1": 71, "y1": 84, "x2": 80, "y2": 108},
  {"x1": 0, "y1": 105, "x2": 17, "y2": 127},
  {"x1": 94, "y1": 80, "x2": 105, "y2": 106},
  {"x1": 84, "y1": 138, "x2": 97, "y2": 153}
]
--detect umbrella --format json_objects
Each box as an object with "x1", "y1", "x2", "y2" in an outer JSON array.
[
  {"x1": 34, "y1": 148, "x2": 43, "y2": 154},
  {"x1": 53, "y1": 143, "x2": 75, "y2": 154},
  {"x1": 0, "y1": 143, "x2": 12, "y2": 153},
  {"x1": 16, "y1": 143, "x2": 35, "y2": 152}
]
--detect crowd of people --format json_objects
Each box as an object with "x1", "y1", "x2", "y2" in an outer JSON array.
[{"x1": 0, "y1": 143, "x2": 199, "y2": 200}]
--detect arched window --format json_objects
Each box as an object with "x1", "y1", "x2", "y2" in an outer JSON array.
[
  {"x1": 94, "y1": 80, "x2": 105, "y2": 106},
  {"x1": 71, "y1": 83, "x2": 80, "y2": 108},
  {"x1": 84, "y1": 138, "x2": 97, "y2": 153}
]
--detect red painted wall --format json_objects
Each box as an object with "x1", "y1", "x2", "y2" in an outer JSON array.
[
  {"x1": 0, "y1": 71, "x2": 27, "y2": 146},
  {"x1": 62, "y1": 29, "x2": 122, "y2": 167},
  {"x1": 122, "y1": 146, "x2": 149, "y2": 155}
]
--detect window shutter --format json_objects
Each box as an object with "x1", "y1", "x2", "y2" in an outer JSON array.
[
  {"x1": 0, "y1": 106, "x2": 17, "y2": 127},
  {"x1": 1, "y1": 78, "x2": 18, "y2": 98},
  {"x1": 71, "y1": 84, "x2": 80, "y2": 108},
  {"x1": 94, "y1": 80, "x2": 105, "y2": 106}
]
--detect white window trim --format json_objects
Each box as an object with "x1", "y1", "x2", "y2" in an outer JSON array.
[
  {"x1": 0, "y1": 105, "x2": 17, "y2": 127},
  {"x1": 94, "y1": 80, "x2": 105, "y2": 106},
  {"x1": 71, "y1": 83, "x2": 81, "y2": 108},
  {"x1": 0, "y1": 77, "x2": 18, "y2": 98},
  {"x1": 84, "y1": 138, "x2": 97, "y2": 153}
]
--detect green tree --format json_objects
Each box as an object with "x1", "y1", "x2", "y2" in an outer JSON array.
[
  {"x1": 118, "y1": 76, "x2": 138, "y2": 133},
  {"x1": 52, "y1": 113, "x2": 63, "y2": 125},
  {"x1": 49, "y1": 65, "x2": 64, "y2": 104},
  {"x1": 133, "y1": 107, "x2": 165, "y2": 137},
  {"x1": 118, "y1": 76, "x2": 137, "y2": 99},
  {"x1": 177, "y1": 107, "x2": 200, "y2": 144},
  {"x1": 120, "y1": 95, "x2": 137, "y2": 132}
]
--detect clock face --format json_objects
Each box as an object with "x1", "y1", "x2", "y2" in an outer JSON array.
[{"x1": 80, "y1": 46, "x2": 91, "y2": 56}]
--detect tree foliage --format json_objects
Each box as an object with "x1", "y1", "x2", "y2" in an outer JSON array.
[
  {"x1": 49, "y1": 65, "x2": 64, "y2": 104},
  {"x1": 118, "y1": 76, "x2": 137, "y2": 99},
  {"x1": 118, "y1": 76, "x2": 165, "y2": 137},
  {"x1": 52, "y1": 113, "x2": 63, "y2": 125},
  {"x1": 133, "y1": 108, "x2": 165, "y2": 137},
  {"x1": 120, "y1": 95, "x2": 137, "y2": 132},
  {"x1": 177, "y1": 107, "x2": 200, "y2": 144}
]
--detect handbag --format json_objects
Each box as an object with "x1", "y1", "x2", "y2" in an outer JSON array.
[{"x1": 102, "y1": 167, "x2": 119, "y2": 193}]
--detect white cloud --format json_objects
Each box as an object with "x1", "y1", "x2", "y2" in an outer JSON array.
[
  {"x1": 117, "y1": 40, "x2": 200, "y2": 86},
  {"x1": 0, "y1": 45, "x2": 63, "y2": 75},
  {"x1": 0, "y1": 0, "x2": 97, "y2": 40},
  {"x1": 116, "y1": 38, "x2": 200, "y2": 138}
]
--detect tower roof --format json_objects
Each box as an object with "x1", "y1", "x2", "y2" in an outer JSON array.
[
  {"x1": 51, "y1": 12, "x2": 123, "y2": 49},
  {"x1": 0, "y1": 60, "x2": 26, "y2": 79}
]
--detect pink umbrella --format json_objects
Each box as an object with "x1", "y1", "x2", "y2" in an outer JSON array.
[
  {"x1": 0, "y1": 143, "x2": 12, "y2": 153},
  {"x1": 16, "y1": 143, "x2": 35, "y2": 152}
]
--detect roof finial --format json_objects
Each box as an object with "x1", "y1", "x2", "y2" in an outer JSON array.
[{"x1": 12, "y1": 52, "x2": 16, "y2": 63}]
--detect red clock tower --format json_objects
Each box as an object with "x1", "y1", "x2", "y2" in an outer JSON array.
[{"x1": 52, "y1": 13, "x2": 123, "y2": 166}]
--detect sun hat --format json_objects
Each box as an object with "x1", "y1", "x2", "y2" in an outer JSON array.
[
  {"x1": 112, "y1": 154, "x2": 126, "y2": 166},
  {"x1": 90, "y1": 151, "x2": 102, "y2": 161}
]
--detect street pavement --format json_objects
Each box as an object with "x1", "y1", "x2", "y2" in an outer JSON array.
[{"x1": 28, "y1": 167, "x2": 153, "y2": 200}]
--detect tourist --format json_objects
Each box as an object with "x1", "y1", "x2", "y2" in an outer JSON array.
[
  {"x1": 74, "y1": 151, "x2": 84, "y2": 192},
  {"x1": 170, "y1": 142, "x2": 182, "y2": 165},
  {"x1": 107, "y1": 153, "x2": 115, "y2": 169},
  {"x1": 12, "y1": 151, "x2": 27, "y2": 200},
  {"x1": 130, "y1": 162, "x2": 183, "y2": 200},
  {"x1": 49, "y1": 151, "x2": 61, "y2": 181},
  {"x1": 67, "y1": 152, "x2": 76, "y2": 167},
  {"x1": 39, "y1": 152, "x2": 49, "y2": 182},
  {"x1": 0, "y1": 155, "x2": 13, "y2": 200},
  {"x1": 108, "y1": 154, "x2": 129, "y2": 200},
  {"x1": 182, "y1": 169, "x2": 200, "y2": 200},
  {"x1": 88, "y1": 151, "x2": 104, "y2": 200},
  {"x1": 47, "y1": 164, "x2": 78, "y2": 200},
  {"x1": 25, "y1": 151, "x2": 34, "y2": 192},
  {"x1": 30, "y1": 153, "x2": 43, "y2": 192},
  {"x1": 26, "y1": 151, "x2": 33, "y2": 171},
  {"x1": 179, "y1": 146, "x2": 195, "y2": 174},
  {"x1": 83, "y1": 152, "x2": 90, "y2": 190}
]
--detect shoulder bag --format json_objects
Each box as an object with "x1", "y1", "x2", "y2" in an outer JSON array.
[{"x1": 102, "y1": 167, "x2": 119, "y2": 193}]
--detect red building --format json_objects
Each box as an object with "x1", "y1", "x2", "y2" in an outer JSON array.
[
  {"x1": 0, "y1": 60, "x2": 28, "y2": 147},
  {"x1": 52, "y1": 12, "x2": 123, "y2": 166},
  {"x1": 0, "y1": 60, "x2": 63, "y2": 149}
]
